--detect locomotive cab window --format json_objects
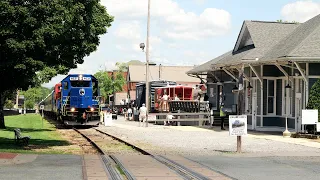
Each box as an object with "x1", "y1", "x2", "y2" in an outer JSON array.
[
  {"x1": 63, "y1": 82, "x2": 68, "y2": 90},
  {"x1": 71, "y1": 81, "x2": 90, "y2": 87},
  {"x1": 92, "y1": 80, "x2": 98, "y2": 96}
]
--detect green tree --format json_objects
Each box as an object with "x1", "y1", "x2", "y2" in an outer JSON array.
[
  {"x1": 20, "y1": 86, "x2": 51, "y2": 108},
  {"x1": 0, "y1": 0, "x2": 113, "y2": 128},
  {"x1": 307, "y1": 79, "x2": 320, "y2": 122},
  {"x1": 94, "y1": 63, "x2": 126, "y2": 103},
  {"x1": 25, "y1": 100, "x2": 35, "y2": 109},
  {"x1": 4, "y1": 99, "x2": 14, "y2": 109}
]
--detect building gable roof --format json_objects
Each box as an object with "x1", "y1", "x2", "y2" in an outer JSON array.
[
  {"x1": 188, "y1": 20, "x2": 302, "y2": 74},
  {"x1": 128, "y1": 65, "x2": 202, "y2": 83},
  {"x1": 233, "y1": 22, "x2": 254, "y2": 52},
  {"x1": 263, "y1": 14, "x2": 320, "y2": 60}
]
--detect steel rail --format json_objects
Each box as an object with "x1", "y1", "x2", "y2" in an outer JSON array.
[
  {"x1": 93, "y1": 128, "x2": 211, "y2": 180},
  {"x1": 73, "y1": 128, "x2": 135, "y2": 180}
]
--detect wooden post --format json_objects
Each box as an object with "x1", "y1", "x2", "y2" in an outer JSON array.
[
  {"x1": 41, "y1": 109, "x2": 44, "y2": 128},
  {"x1": 177, "y1": 110, "x2": 181, "y2": 126},
  {"x1": 237, "y1": 136, "x2": 241, "y2": 153},
  {"x1": 236, "y1": 65, "x2": 245, "y2": 153}
]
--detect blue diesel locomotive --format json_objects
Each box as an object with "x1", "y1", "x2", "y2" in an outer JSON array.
[{"x1": 40, "y1": 74, "x2": 101, "y2": 126}]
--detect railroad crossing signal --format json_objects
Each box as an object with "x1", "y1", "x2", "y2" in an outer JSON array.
[{"x1": 40, "y1": 105, "x2": 44, "y2": 110}]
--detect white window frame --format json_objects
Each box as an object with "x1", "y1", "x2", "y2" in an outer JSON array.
[
  {"x1": 267, "y1": 79, "x2": 276, "y2": 115},
  {"x1": 282, "y1": 79, "x2": 292, "y2": 117}
]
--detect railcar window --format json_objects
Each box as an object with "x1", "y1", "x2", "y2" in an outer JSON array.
[{"x1": 70, "y1": 81, "x2": 90, "y2": 87}]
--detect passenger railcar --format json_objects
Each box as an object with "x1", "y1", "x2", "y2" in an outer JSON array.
[{"x1": 40, "y1": 74, "x2": 101, "y2": 126}]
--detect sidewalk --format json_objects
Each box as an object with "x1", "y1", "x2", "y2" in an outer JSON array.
[
  {"x1": 106, "y1": 116, "x2": 320, "y2": 150},
  {"x1": 0, "y1": 153, "x2": 83, "y2": 180}
]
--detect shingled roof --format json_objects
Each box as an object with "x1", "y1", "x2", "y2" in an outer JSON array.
[
  {"x1": 128, "y1": 65, "x2": 202, "y2": 83},
  {"x1": 188, "y1": 14, "x2": 320, "y2": 75},
  {"x1": 262, "y1": 14, "x2": 320, "y2": 60}
]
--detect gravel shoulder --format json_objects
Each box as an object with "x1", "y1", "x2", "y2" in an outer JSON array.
[{"x1": 97, "y1": 117, "x2": 320, "y2": 156}]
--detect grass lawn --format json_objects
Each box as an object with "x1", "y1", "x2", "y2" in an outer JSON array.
[{"x1": 0, "y1": 114, "x2": 72, "y2": 154}]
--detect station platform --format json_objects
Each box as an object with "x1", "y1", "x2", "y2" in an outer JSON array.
[{"x1": 0, "y1": 153, "x2": 85, "y2": 180}]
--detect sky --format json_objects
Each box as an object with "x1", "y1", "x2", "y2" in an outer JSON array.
[{"x1": 43, "y1": 0, "x2": 320, "y2": 88}]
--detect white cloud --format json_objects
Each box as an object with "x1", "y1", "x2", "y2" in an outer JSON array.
[
  {"x1": 102, "y1": 0, "x2": 231, "y2": 40},
  {"x1": 114, "y1": 21, "x2": 141, "y2": 39},
  {"x1": 194, "y1": 0, "x2": 206, "y2": 5},
  {"x1": 168, "y1": 43, "x2": 179, "y2": 48},
  {"x1": 281, "y1": 1, "x2": 320, "y2": 22},
  {"x1": 115, "y1": 44, "x2": 125, "y2": 50},
  {"x1": 150, "y1": 36, "x2": 162, "y2": 44}
]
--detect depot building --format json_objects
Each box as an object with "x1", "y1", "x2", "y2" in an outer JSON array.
[{"x1": 187, "y1": 14, "x2": 320, "y2": 132}]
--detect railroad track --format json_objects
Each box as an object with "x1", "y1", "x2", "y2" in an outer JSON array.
[
  {"x1": 74, "y1": 127, "x2": 212, "y2": 180},
  {"x1": 73, "y1": 128, "x2": 134, "y2": 180},
  {"x1": 93, "y1": 128, "x2": 211, "y2": 180}
]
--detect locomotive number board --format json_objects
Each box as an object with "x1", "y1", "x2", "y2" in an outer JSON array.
[{"x1": 70, "y1": 77, "x2": 91, "y2": 81}]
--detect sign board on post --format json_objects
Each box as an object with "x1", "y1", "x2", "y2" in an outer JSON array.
[
  {"x1": 40, "y1": 105, "x2": 44, "y2": 110},
  {"x1": 302, "y1": 109, "x2": 318, "y2": 125},
  {"x1": 104, "y1": 112, "x2": 113, "y2": 126},
  {"x1": 229, "y1": 115, "x2": 247, "y2": 136},
  {"x1": 317, "y1": 123, "x2": 320, "y2": 132}
]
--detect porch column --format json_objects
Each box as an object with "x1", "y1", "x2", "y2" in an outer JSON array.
[
  {"x1": 248, "y1": 64, "x2": 263, "y2": 128},
  {"x1": 294, "y1": 62, "x2": 308, "y2": 106},
  {"x1": 260, "y1": 65, "x2": 263, "y2": 127}
]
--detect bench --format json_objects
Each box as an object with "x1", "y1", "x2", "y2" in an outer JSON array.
[{"x1": 14, "y1": 128, "x2": 31, "y2": 146}]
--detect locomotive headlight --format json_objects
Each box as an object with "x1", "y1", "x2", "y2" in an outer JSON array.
[
  {"x1": 90, "y1": 107, "x2": 94, "y2": 112},
  {"x1": 71, "y1": 108, "x2": 75, "y2": 112}
]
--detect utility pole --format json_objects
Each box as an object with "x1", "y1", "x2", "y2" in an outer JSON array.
[
  {"x1": 145, "y1": 0, "x2": 151, "y2": 127},
  {"x1": 112, "y1": 71, "x2": 115, "y2": 109}
]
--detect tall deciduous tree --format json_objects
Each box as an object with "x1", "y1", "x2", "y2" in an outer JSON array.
[
  {"x1": 94, "y1": 63, "x2": 126, "y2": 103},
  {"x1": 0, "y1": 0, "x2": 113, "y2": 128},
  {"x1": 20, "y1": 86, "x2": 52, "y2": 108}
]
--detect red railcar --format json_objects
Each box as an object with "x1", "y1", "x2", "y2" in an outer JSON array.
[{"x1": 154, "y1": 85, "x2": 194, "y2": 112}]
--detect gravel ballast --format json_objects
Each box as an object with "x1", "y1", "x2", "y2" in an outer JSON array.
[{"x1": 97, "y1": 118, "x2": 320, "y2": 156}]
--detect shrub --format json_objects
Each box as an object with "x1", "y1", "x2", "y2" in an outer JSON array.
[{"x1": 307, "y1": 79, "x2": 320, "y2": 122}]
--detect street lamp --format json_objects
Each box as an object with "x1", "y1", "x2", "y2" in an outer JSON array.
[
  {"x1": 140, "y1": 43, "x2": 145, "y2": 52},
  {"x1": 283, "y1": 61, "x2": 292, "y2": 137}
]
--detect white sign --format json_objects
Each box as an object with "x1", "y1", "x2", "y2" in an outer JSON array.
[
  {"x1": 40, "y1": 105, "x2": 44, "y2": 110},
  {"x1": 229, "y1": 115, "x2": 247, "y2": 136},
  {"x1": 302, "y1": 109, "x2": 318, "y2": 125},
  {"x1": 317, "y1": 123, "x2": 320, "y2": 132},
  {"x1": 70, "y1": 77, "x2": 79, "y2": 81},
  {"x1": 82, "y1": 77, "x2": 91, "y2": 81},
  {"x1": 148, "y1": 114, "x2": 156, "y2": 121},
  {"x1": 70, "y1": 77, "x2": 91, "y2": 81},
  {"x1": 104, "y1": 112, "x2": 113, "y2": 126}
]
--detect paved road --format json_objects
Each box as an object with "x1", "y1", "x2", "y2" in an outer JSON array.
[
  {"x1": 187, "y1": 155, "x2": 320, "y2": 180},
  {"x1": 0, "y1": 154, "x2": 83, "y2": 180}
]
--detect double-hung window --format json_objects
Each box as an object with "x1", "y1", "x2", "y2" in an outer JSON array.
[{"x1": 267, "y1": 80, "x2": 276, "y2": 114}]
